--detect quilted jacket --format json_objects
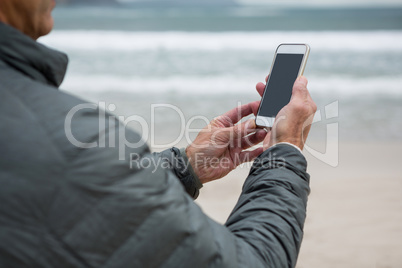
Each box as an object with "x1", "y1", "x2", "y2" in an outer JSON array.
[{"x1": 0, "y1": 22, "x2": 310, "y2": 268}]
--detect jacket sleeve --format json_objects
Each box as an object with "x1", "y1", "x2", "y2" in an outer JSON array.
[
  {"x1": 56, "y1": 112, "x2": 310, "y2": 268},
  {"x1": 149, "y1": 144, "x2": 310, "y2": 267},
  {"x1": 225, "y1": 144, "x2": 310, "y2": 267},
  {"x1": 153, "y1": 147, "x2": 203, "y2": 199}
]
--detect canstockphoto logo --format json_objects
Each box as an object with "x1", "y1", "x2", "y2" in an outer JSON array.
[{"x1": 305, "y1": 101, "x2": 339, "y2": 167}]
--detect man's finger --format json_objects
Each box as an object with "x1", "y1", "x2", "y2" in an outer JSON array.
[
  {"x1": 256, "y1": 82, "x2": 265, "y2": 97},
  {"x1": 256, "y1": 75, "x2": 269, "y2": 97},
  {"x1": 231, "y1": 118, "x2": 257, "y2": 139},
  {"x1": 291, "y1": 76, "x2": 309, "y2": 101},
  {"x1": 215, "y1": 101, "x2": 260, "y2": 127},
  {"x1": 240, "y1": 129, "x2": 267, "y2": 150}
]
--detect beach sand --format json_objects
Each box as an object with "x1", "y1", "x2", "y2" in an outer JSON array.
[
  {"x1": 78, "y1": 90, "x2": 402, "y2": 267},
  {"x1": 190, "y1": 141, "x2": 402, "y2": 268},
  {"x1": 80, "y1": 91, "x2": 402, "y2": 267}
]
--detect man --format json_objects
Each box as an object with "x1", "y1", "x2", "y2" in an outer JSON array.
[{"x1": 0, "y1": 0, "x2": 317, "y2": 267}]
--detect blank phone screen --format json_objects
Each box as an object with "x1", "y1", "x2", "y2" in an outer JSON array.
[{"x1": 258, "y1": 53, "x2": 304, "y2": 118}]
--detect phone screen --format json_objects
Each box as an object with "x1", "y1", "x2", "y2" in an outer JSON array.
[{"x1": 258, "y1": 53, "x2": 305, "y2": 118}]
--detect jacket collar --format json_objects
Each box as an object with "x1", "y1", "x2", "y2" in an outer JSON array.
[{"x1": 0, "y1": 22, "x2": 68, "y2": 88}]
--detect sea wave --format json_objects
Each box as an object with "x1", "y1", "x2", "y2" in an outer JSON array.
[
  {"x1": 40, "y1": 30, "x2": 402, "y2": 52},
  {"x1": 61, "y1": 73, "x2": 402, "y2": 97}
]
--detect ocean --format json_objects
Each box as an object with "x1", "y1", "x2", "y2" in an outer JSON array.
[{"x1": 40, "y1": 6, "x2": 402, "y2": 145}]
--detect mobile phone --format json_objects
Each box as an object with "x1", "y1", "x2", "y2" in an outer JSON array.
[{"x1": 255, "y1": 44, "x2": 310, "y2": 128}]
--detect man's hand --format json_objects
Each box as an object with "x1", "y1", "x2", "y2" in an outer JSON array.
[
  {"x1": 186, "y1": 102, "x2": 267, "y2": 184},
  {"x1": 256, "y1": 76, "x2": 317, "y2": 151}
]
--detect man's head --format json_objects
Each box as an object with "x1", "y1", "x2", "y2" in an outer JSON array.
[{"x1": 0, "y1": 0, "x2": 55, "y2": 40}]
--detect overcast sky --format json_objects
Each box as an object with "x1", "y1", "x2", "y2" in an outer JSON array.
[{"x1": 236, "y1": 0, "x2": 402, "y2": 7}]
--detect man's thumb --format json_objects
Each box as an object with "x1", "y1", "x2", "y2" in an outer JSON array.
[
  {"x1": 232, "y1": 119, "x2": 256, "y2": 139},
  {"x1": 291, "y1": 76, "x2": 308, "y2": 100}
]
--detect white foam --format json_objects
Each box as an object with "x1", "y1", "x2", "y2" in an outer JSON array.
[
  {"x1": 40, "y1": 30, "x2": 402, "y2": 52},
  {"x1": 61, "y1": 73, "x2": 402, "y2": 97},
  {"x1": 308, "y1": 75, "x2": 402, "y2": 96}
]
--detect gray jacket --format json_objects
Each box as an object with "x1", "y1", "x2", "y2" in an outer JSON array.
[{"x1": 0, "y1": 23, "x2": 310, "y2": 268}]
